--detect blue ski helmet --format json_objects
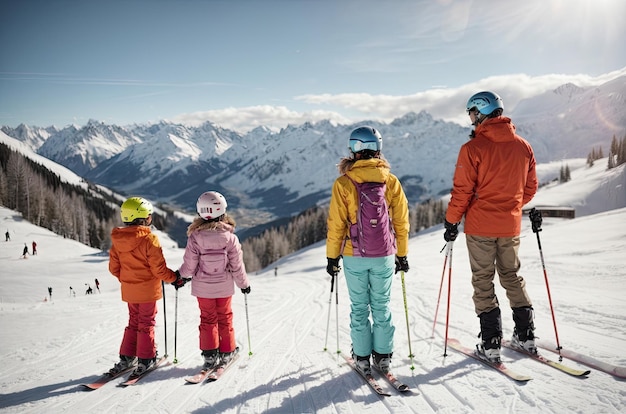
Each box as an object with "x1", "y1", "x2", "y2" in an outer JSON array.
[
  {"x1": 466, "y1": 91, "x2": 504, "y2": 116},
  {"x1": 349, "y1": 126, "x2": 383, "y2": 153}
]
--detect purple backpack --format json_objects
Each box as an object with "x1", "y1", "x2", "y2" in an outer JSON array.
[{"x1": 347, "y1": 178, "x2": 396, "y2": 257}]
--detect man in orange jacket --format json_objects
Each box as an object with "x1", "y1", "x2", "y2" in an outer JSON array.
[
  {"x1": 108, "y1": 197, "x2": 186, "y2": 377},
  {"x1": 444, "y1": 91, "x2": 538, "y2": 363}
]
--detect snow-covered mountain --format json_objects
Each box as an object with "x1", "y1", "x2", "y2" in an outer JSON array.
[
  {"x1": 3, "y1": 76, "x2": 625, "y2": 228},
  {"x1": 84, "y1": 121, "x2": 247, "y2": 212},
  {"x1": 37, "y1": 120, "x2": 143, "y2": 176},
  {"x1": 0, "y1": 131, "x2": 87, "y2": 189},
  {"x1": 0, "y1": 123, "x2": 58, "y2": 151},
  {"x1": 78, "y1": 112, "x2": 470, "y2": 227},
  {"x1": 512, "y1": 75, "x2": 626, "y2": 162},
  {"x1": 1, "y1": 158, "x2": 624, "y2": 413}
]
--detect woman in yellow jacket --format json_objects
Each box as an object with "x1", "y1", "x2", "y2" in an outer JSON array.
[
  {"x1": 108, "y1": 197, "x2": 185, "y2": 377},
  {"x1": 326, "y1": 126, "x2": 410, "y2": 376},
  {"x1": 444, "y1": 91, "x2": 538, "y2": 364}
]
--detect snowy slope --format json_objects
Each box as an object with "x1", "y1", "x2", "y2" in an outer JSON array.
[
  {"x1": 0, "y1": 162, "x2": 625, "y2": 414},
  {"x1": 0, "y1": 131, "x2": 86, "y2": 188}
]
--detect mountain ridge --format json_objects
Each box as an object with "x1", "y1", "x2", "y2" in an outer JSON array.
[{"x1": 3, "y1": 76, "x2": 625, "y2": 228}]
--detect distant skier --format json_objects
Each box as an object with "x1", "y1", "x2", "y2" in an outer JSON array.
[
  {"x1": 70, "y1": 286, "x2": 75, "y2": 297},
  {"x1": 5, "y1": 230, "x2": 9, "y2": 241},
  {"x1": 22, "y1": 243, "x2": 28, "y2": 258},
  {"x1": 48, "y1": 287, "x2": 52, "y2": 300},
  {"x1": 85, "y1": 284, "x2": 93, "y2": 295},
  {"x1": 95, "y1": 278, "x2": 100, "y2": 293},
  {"x1": 32, "y1": 241, "x2": 37, "y2": 255}
]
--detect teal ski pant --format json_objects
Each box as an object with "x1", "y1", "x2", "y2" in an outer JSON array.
[{"x1": 343, "y1": 255, "x2": 395, "y2": 358}]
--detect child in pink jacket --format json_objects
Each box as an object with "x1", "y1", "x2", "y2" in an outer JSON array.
[{"x1": 178, "y1": 191, "x2": 251, "y2": 369}]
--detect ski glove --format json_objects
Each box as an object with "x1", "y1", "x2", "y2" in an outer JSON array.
[
  {"x1": 395, "y1": 256, "x2": 409, "y2": 273},
  {"x1": 326, "y1": 257, "x2": 341, "y2": 277},
  {"x1": 172, "y1": 271, "x2": 189, "y2": 290},
  {"x1": 241, "y1": 286, "x2": 251, "y2": 294},
  {"x1": 443, "y1": 220, "x2": 459, "y2": 242},
  {"x1": 529, "y1": 208, "x2": 543, "y2": 233}
]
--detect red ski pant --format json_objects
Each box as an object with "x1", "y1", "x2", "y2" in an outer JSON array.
[
  {"x1": 197, "y1": 296, "x2": 236, "y2": 353},
  {"x1": 119, "y1": 302, "x2": 158, "y2": 360}
]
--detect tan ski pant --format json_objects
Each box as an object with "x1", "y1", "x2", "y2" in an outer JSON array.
[{"x1": 466, "y1": 235, "x2": 533, "y2": 315}]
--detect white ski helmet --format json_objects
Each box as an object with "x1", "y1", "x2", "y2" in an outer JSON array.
[{"x1": 196, "y1": 191, "x2": 227, "y2": 220}]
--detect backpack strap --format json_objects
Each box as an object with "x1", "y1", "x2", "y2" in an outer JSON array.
[{"x1": 338, "y1": 175, "x2": 358, "y2": 256}]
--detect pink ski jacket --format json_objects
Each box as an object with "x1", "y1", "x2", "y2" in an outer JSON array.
[{"x1": 178, "y1": 218, "x2": 250, "y2": 299}]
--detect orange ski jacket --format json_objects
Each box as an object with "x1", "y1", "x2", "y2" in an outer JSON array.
[
  {"x1": 445, "y1": 116, "x2": 538, "y2": 237},
  {"x1": 109, "y1": 225, "x2": 178, "y2": 303}
]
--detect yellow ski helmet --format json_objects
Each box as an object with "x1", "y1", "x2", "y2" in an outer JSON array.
[{"x1": 120, "y1": 197, "x2": 153, "y2": 223}]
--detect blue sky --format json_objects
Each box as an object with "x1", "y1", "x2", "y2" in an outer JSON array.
[{"x1": 1, "y1": 0, "x2": 625, "y2": 132}]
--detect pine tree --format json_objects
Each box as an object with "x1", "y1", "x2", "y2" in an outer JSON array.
[
  {"x1": 559, "y1": 165, "x2": 569, "y2": 183},
  {"x1": 618, "y1": 135, "x2": 626, "y2": 166},
  {"x1": 610, "y1": 135, "x2": 619, "y2": 155}
]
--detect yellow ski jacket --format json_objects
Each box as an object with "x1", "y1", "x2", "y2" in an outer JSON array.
[{"x1": 326, "y1": 157, "x2": 410, "y2": 259}]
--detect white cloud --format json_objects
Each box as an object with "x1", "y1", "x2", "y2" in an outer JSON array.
[
  {"x1": 170, "y1": 105, "x2": 352, "y2": 133},
  {"x1": 170, "y1": 69, "x2": 626, "y2": 133}
]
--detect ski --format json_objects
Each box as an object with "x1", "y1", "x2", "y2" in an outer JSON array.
[
  {"x1": 536, "y1": 341, "x2": 626, "y2": 379},
  {"x1": 447, "y1": 338, "x2": 532, "y2": 382},
  {"x1": 341, "y1": 353, "x2": 391, "y2": 397},
  {"x1": 502, "y1": 339, "x2": 590, "y2": 377},
  {"x1": 119, "y1": 356, "x2": 169, "y2": 386},
  {"x1": 184, "y1": 368, "x2": 215, "y2": 384},
  {"x1": 206, "y1": 349, "x2": 241, "y2": 382},
  {"x1": 83, "y1": 367, "x2": 135, "y2": 390},
  {"x1": 372, "y1": 365, "x2": 410, "y2": 392}
]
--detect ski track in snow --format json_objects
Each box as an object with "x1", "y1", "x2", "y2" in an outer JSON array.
[{"x1": 3, "y1": 237, "x2": 626, "y2": 414}]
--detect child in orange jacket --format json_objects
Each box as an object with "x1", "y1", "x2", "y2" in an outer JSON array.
[{"x1": 108, "y1": 197, "x2": 185, "y2": 376}]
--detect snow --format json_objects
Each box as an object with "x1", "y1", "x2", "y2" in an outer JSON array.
[
  {"x1": 0, "y1": 133, "x2": 85, "y2": 188},
  {"x1": 1, "y1": 161, "x2": 625, "y2": 413}
]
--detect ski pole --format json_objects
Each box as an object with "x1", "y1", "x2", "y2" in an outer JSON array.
[
  {"x1": 531, "y1": 209, "x2": 563, "y2": 360},
  {"x1": 323, "y1": 274, "x2": 335, "y2": 351},
  {"x1": 173, "y1": 288, "x2": 179, "y2": 363},
  {"x1": 432, "y1": 243, "x2": 451, "y2": 338},
  {"x1": 162, "y1": 281, "x2": 168, "y2": 358},
  {"x1": 443, "y1": 242, "x2": 454, "y2": 357},
  {"x1": 400, "y1": 271, "x2": 415, "y2": 370},
  {"x1": 244, "y1": 292, "x2": 253, "y2": 356},
  {"x1": 335, "y1": 272, "x2": 340, "y2": 354}
]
